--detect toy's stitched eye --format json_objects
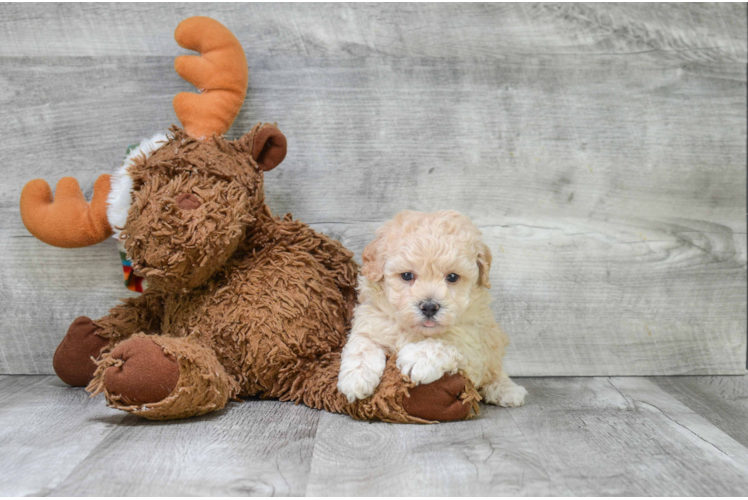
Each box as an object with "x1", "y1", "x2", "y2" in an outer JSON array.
[
  {"x1": 446, "y1": 273, "x2": 460, "y2": 283},
  {"x1": 401, "y1": 272, "x2": 414, "y2": 282}
]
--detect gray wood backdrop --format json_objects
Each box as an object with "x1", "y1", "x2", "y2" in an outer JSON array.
[{"x1": 0, "y1": 3, "x2": 745, "y2": 376}]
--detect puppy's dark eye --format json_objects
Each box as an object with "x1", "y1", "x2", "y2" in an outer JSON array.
[
  {"x1": 401, "y1": 272, "x2": 414, "y2": 282},
  {"x1": 446, "y1": 273, "x2": 460, "y2": 283}
]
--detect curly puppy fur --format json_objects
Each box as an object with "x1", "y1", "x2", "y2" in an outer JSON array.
[
  {"x1": 84, "y1": 126, "x2": 480, "y2": 422},
  {"x1": 338, "y1": 210, "x2": 527, "y2": 408}
]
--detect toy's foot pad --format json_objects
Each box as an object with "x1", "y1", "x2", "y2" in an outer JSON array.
[
  {"x1": 104, "y1": 337, "x2": 180, "y2": 405},
  {"x1": 402, "y1": 373, "x2": 471, "y2": 421},
  {"x1": 53, "y1": 316, "x2": 110, "y2": 387}
]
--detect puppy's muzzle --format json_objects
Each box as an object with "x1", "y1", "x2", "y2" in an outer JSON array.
[{"x1": 419, "y1": 300, "x2": 440, "y2": 319}]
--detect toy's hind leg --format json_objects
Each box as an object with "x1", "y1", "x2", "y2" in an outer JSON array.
[
  {"x1": 53, "y1": 317, "x2": 110, "y2": 387},
  {"x1": 53, "y1": 291, "x2": 164, "y2": 387},
  {"x1": 289, "y1": 353, "x2": 480, "y2": 423},
  {"x1": 480, "y1": 371, "x2": 527, "y2": 408},
  {"x1": 88, "y1": 334, "x2": 238, "y2": 420}
]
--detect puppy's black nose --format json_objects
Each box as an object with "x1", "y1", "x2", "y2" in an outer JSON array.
[{"x1": 419, "y1": 300, "x2": 440, "y2": 318}]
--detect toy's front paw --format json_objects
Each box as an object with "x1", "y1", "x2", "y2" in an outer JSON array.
[
  {"x1": 403, "y1": 373, "x2": 471, "y2": 421},
  {"x1": 103, "y1": 336, "x2": 180, "y2": 405},
  {"x1": 396, "y1": 340, "x2": 463, "y2": 385},
  {"x1": 338, "y1": 353, "x2": 386, "y2": 403}
]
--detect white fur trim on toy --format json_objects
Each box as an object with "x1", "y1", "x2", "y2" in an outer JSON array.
[{"x1": 107, "y1": 133, "x2": 168, "y2": 240}]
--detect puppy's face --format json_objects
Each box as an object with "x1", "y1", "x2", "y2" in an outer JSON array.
[{"x1": 362, "y1": 211, "x2": 492, "y2": 336}]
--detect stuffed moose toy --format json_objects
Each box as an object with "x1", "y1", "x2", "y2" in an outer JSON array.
[{"x1": 19, "y1": 17, "x2": 480, "y2": 422}]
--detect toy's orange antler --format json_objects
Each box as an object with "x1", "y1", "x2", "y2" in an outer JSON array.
[
  {"x1": 20, "y1": 175, "x2": 113, "y2": 248},
  {"x1": 173, "y1": 17, "x2": 249, "y2": 140}
]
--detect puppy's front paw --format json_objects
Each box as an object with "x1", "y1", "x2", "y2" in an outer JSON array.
[
  {"x1": 337, "y1": 355, "x2": 386, "y2": 403},
  {"x1": 498, "y1": 384, "x2": 528, "y2": 408},
  {"x1": 337, "y1": 369, "x2": 378, "y2": 403},
  {"x1": 396, "y1": 340, "x2": 464, "y2": 386},
  {"x1": 482, "y1": 380, "x2": 528, "y2": 407}
]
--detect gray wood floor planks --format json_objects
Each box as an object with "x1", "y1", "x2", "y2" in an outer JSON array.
[
  {"x1": 306, "y1": 403, "x2": 554, "y2": 496},
  {"x1": 651, "y1": 375, "x2": 748, "y2": 449},
  {"x1": 0, "y1": 376, "x2": 127, "y2": 496},
  {"x1": 52, "y1": 401, "x2": 320, "y2": 496},
  {"x1": 2, "y1": 375, "x2": 748, "y2": 496},
  {"x1": 470, "y1": 378, "x2": 748, "y2": 496},
  {"x1": 0, "y1": 5, "x2": 745, "y2": 376}
]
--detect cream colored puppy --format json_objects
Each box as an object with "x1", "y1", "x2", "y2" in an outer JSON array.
[{"x1": 338, "y1": 210, "x2": 527, "y2": 408}]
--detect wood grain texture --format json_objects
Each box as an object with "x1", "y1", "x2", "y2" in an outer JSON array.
[
  {"x1": 0, "y1": 376, "x2": 127, "y2": 496},
  {"x1": 651, "y1": 375, "x2": 748, "y2": 449},
  {"x1": 52, "y1": 400, "x2": 320, "y2": 496},
  {"x1": 0, "y1": 4, "x2": 745, "y2": 375},
  {"x1": 5, "y1": 375, "x2": 748, "y2": 496},
  {"x1": 306, "y1": 398, "x2": 554, "y2": 495},
  {"x1": 306, "y1": 376, "x2": 748, "y2": 495}
]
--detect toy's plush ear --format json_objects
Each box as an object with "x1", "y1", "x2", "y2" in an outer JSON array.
[
  {"x1": 251, "y1": 124, "x2": 287, "y2": 171},
  {"x1": 476, "y1": 241, "x2": 492, "y2": 289}
]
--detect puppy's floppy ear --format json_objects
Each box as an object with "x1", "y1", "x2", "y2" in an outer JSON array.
[
  {"x1": 361, "y1": 236, "x2": 386, "y2": 282},
  {"x1": 477, "y1": 241, "x2": 492, "y2": 289}
]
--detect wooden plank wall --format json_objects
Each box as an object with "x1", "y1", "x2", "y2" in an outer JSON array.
[{"x1": 0, "y1": 3, "x2": 745, "y2": 375}]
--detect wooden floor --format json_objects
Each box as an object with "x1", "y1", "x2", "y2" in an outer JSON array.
[{"x1": 2, "y1": 375, "x2": 748, "y2": 496}]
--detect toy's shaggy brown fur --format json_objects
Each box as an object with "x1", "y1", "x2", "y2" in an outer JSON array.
[{"x1": 80, "y1": 126, "x2": 480, "y2": 421}]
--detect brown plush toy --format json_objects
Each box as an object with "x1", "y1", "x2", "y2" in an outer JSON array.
[{"x1": 19, "y1": 17, "x2": 480, "y2": 422}]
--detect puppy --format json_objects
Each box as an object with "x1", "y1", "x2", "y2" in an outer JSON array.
[{"x1": 337, "y1": 210, "x2": 527, "y2": 408}]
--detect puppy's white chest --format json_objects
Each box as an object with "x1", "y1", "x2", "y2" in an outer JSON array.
[{"x1": 436, "y1": 330, "x2": 494, "y2": 387}]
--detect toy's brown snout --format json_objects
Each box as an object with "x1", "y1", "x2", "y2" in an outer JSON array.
[{"x1": 176, "y1": 193, "x2": 201, "y2": 210}]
